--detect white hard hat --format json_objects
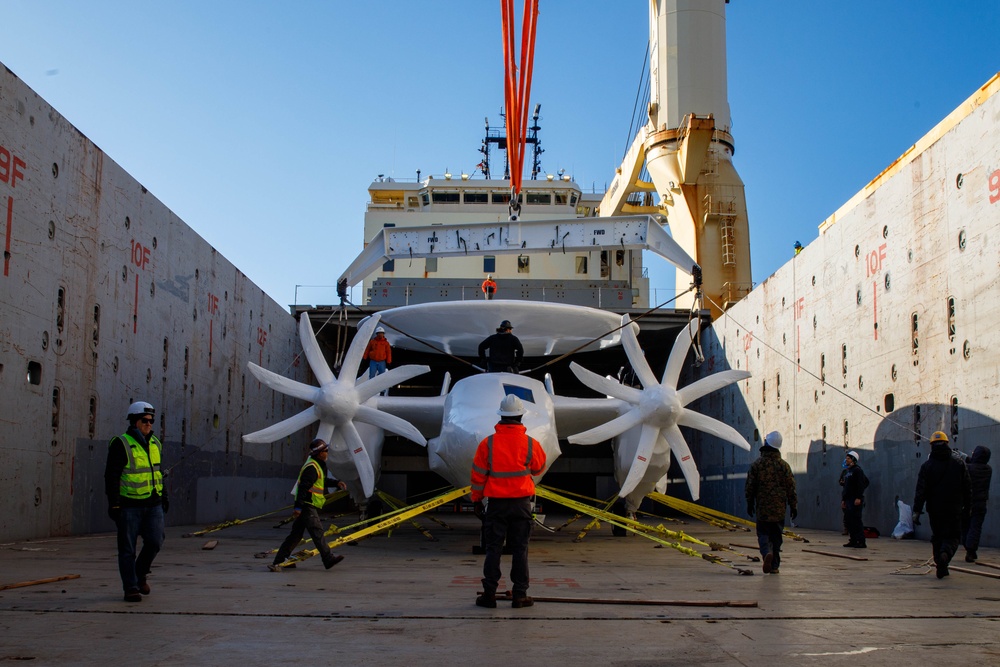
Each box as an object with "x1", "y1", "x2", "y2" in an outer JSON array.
[
  {"x1": 497, "y1": 394, "x2": 525, "y2": 417},
  {"x1": 763, "y1": 431, "x2": 782, "y2": 450},
  {"x1": 127, "y1": 401, "x2": 155, "y2": 420},
  {"x1": 375, "y1": 327, "x2": 385, "y2": 334},
  {"x1": 847, "y1": 450, "x2": 860, "y2": 462}
]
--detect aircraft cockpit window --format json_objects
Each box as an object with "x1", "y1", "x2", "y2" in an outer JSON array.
[{"x1": 502, "y1": 385, "x2": 534, "y2": 404}]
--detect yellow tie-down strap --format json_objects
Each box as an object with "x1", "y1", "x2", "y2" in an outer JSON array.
[
  {"x1": 277, "y1": 486, "x2": 470, "y2": 567},
  {"x1": 648, "y1": 491, "x2": 808, "y2": 543},
  {"x1": 535, "y1": 486, "x2": 753, "y2": 575}
]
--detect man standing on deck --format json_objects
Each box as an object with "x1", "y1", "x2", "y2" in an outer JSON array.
[
  {"x1": 471, "y1": 395, "x2": 546, "y2": 608},
  {"x1": 913, "y1": 431, "x2": 972, "y2": 578},
  {"x1": 105, "y1": 401, "x2": 168, "y2": 602},
  {"x1": 745, "y1": 431, "x2": 797, "y2": 574},
  {"x1": 841, "y1": 450, "x2": 869, "y2": 548},
  {"x1": 963, "y1": 445, "x2": 992, "y2": 562},
  {"x1": 481, "y1": 274, "x2": 497, "y2": 300}
]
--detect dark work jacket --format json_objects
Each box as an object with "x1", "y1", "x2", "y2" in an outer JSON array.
[
  {"x1": 841, "y1": 464, "x2": 868, "y2": 504},
  {"x1": 967, "y1": 446, "x2": 992, "y2": 512},
  {"x1": 478, "y1": 332, "x2": 524, "y2": 369},
  {"x1": 744, "y1": 447, "x2": 797, "y2": 522},
  {"x1": 105, "y1": 425, "x2": 167, "y2": 509},
  {"x1": 913, "y1": 444, "x2": 972, "y2": 518}
]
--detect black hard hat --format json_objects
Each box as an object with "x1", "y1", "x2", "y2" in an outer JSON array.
[{"x1": 500, "y1": 320, "x2": 513, "y2": 329}]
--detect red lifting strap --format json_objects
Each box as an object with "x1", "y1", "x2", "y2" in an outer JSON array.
[{"x1": 501, "y1": 0, "x2": 539, "y2": 198}]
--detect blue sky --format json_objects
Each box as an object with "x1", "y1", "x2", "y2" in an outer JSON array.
[{"x1": 3, "y1": 1, "x2": 998, "y2": 307}]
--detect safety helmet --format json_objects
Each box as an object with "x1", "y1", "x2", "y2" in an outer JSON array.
[
  {"x1": 127, "y1": 401, "x2": 155, "y2": 420},
  {"x1": 930, "y1": 431, "x2": 950, "y2": 445},
  {"x1": 497, "y1": 394, "x2": 525, "y2": 417},
  {"x1": 846, "y1": 450, "x2": 860, "y2": 462},
  {"x1": 309, "y1": 438, "x2": 329, "y2": 455},
  {"x1": 499, "y1": 320, "x2": 513, "y2": 330},
  {"x1": 487, "y1": 274, "x2": 492, "y2": 280},
  {"x1": 763, "y1": 431, "x2": 782, "y2": 450},
  {"x1": 375, "y1": 327, "x2": 385, "y2": 334}
]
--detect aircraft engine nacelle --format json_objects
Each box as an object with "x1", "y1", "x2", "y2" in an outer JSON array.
[{"x1": 427, "y1": 373, "x2": 559, "y2": 490}]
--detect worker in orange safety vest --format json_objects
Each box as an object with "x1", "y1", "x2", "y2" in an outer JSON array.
[
  {"x1": 481, "y1": 275, "x2": 497, "y2": 300},
  {"x1": 470, "y1": 394, "x2": 546, "y2": 609}
]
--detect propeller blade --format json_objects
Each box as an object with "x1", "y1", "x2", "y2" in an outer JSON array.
[
  {"x1": 341, "y1": 421, "x2": 376, "y2": 497},
  {"x1": 316, "y1": 421, "x2": 334, "y2": 444},
  {"x1": 355, "y1": 405, "x2": 427, "y2": 446},
  {"x1": 663, "y1": 425, "x2": 700, "y2": 501},
  {"x1": 567, "y1": 407, "x2": 645, "y2": 445},
  {"x1": 661, "y1": 319, "x2": 700, "y2": 387},
  {"x1": 618, "y1": 423, "x2": 660, "y2": 497},
  {"x1": 619, "y1": 314, "x2": 658, "y2": 389},
  {"x1": 242, "y1": 406, "x2": 318, "y2": 443},
  {"x1": 247, "y1": 362, "x2": 319, "y2": 402},
  {"x1": 568, "y1": 361, "x2": 642, "y2": 403},
  {"x1": 356, "y1": 364, "x2": 431, "y2": 402},
  {"x1": 676, "y1": 409, "x2": 752, "y2": 450},
  {"x1": 299, "y1": 314, "x2": 335, "y2": 386},
  {"x1": 341, "y1": 314, "x2": 381, "y2": 385},
  {"x1": 676, "y1": 370, "x2": 751, "y2": 406}
]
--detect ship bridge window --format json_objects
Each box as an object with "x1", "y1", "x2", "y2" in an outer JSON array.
[
  {"x1": 464, "y1": 192, "x2": 488, "y2": 204},
  {"x1": 575, "y1": 256, "x2": 588, "y2": 274},
  {"x1": 484, "y1": 256, "x2": 496, "y2": 273},
  {"x1": 492, "y1": 192, "x2": 512, "y2": 205},
  {"x1": 570, "y1": 194, "x2": 578, "y2": 206},
  {"x1": 526, "y1": 192, "x2": 551, "y2": 205},
  {"x1": 432, "y1": 191, "x2": 460, "y2": 203},
  {"x1": 503, "y1": 384, "x2": 534, "y2": 405},
  {"x1": 420, "y1": 192, "x2": 430, "y2": 206},
  {"x1": 600, "y1": 251, "x2": 610, "y2": 278},
  {"x1": 555, "y1": 191, "x2": 569, "y2": 205}
]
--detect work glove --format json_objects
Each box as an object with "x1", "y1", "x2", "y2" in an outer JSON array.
[
  {"x1": 108, "y1": 506, "x2": 121, "y2": 522},
  {"x1": 161, "y1": 497, "x2": 170, "y2": 513},
  {"x1": 790, "y1": 509, "x2": 797, "y2": 521},
  {"x1": 473, "y1": 501, "x2": 485, "y2": 520},
  {"x1": 913, "y1": 510, "x2": 922, "y2": 526},
  {"x1": 746, "y1": 503, "x2": 754, "y2": 518}
]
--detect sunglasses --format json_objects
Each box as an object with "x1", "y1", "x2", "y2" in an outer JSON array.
[{"x1": 140, "y1": 417, "x2": 155, "y2": 424}]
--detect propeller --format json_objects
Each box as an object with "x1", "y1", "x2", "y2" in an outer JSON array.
[
  {"x1": 243, "y1": 313, "x2": 430, "y2": 498},
  {"x1": 567, "y1": 316, "x2": 751, "y2": 500}
]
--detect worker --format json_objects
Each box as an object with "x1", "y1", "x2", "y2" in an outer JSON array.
[
  {"x1": 963, "y1": 446, "x2": 992, "y2": 562},
  {"x1": 913, "y1": 432, "x2": 971, "y2": 578},
  {"x1": 481, "y1": 274, "x2": 497, "y2": 300},
  {"x1": 478, "y1": 320, "x2": 523, "y2": 373},
  {"x1": 794, "y1": 241, "x2": 803, "y2": 255},
  {"x1": 744, "y1": 431, "x2": 797, "y2": 574},
  {"x1": 105, "y1": 401, "x2": 168, "y2": 602},
  {"x1": 363, "y1": 326, "x2": 392, "y2": 379},
  {"x1": 841, "y1": 450, "x2": 869, "y2": 548},
  {"x1": 471, "y1": 395, "x2": 547, "y2": 608},
  {"x1": 270, "y1": 439, "x2": 347, "y2": 572}
]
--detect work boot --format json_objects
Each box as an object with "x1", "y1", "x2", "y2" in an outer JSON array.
[
  {"x1": 512, "y1": 595, "x2": 534, "y2": 608},
  {"x1": 770, "y1": 568, "x2": 780, "y2": 574},
  {"x1": 854, "y1": 542, "x2": 867, "y2": 549},
  {"x1": 138, "y1": 579, "x2": 151, "y2": 595},
  {"x1": 762, "y1": 553, "x2": 773, "y2": 574},
  {"x1": 475, "y1": 593, "x2": 497, "y2": 608},
  {"x1": 843, "y1": 542, "x2": 856, "y2": 548},
  {"x1": 267, "y1": 563, "x2": 282, "y2": 572},
  {"x1": 324, "y1": 554, "x2": 345, "y2": 569},
  {"x1": 936, "y1": 562, "x2": 949, "y2": 579},
  {"x1": 966, "y1": 551, "x2": 977, "y2": 563},
  {"x1": 123, "y1": 590, "x2": 142, "y2": 602}
]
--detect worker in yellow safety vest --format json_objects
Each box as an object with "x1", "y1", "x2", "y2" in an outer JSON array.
[{"x1": 105, "y1": 401, "x2": 169, "y2": 602}]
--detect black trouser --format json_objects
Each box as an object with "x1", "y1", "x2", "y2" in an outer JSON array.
[
  {"x1": 844, "y1": 503, "x2": 865, "y2": 545},
  {"x1": 755, "y1": 520, "x2": 784, "y2": 569},
  {"x1": 481, "y1": 496, "x2": 533, "y2": 596},
  {"x1": 929, "y1": 510, "x2": 962, "y2": 565},
  {"x1": 963, "y1": 508, "x2": 987, "y2": 553},
  {"x1": 273, "y1": 506, "x2": 333, "y2": 566}
]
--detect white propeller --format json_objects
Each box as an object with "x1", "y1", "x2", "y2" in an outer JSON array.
[
  {"x1": 243, "y1": 313, "x2": 430, "y2": 498},
  {"x1": 567, "y1": 316, "x2": 751, "y2": 500}
]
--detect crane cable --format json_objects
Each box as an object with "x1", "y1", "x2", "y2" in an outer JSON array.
[{"x1": 501, "y1": 0, "x2": 539, "y2": 219}]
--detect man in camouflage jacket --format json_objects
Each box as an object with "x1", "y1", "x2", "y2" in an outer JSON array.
[{"x1": 745, "y1": 431, "x2": 798, "y2": 574}]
